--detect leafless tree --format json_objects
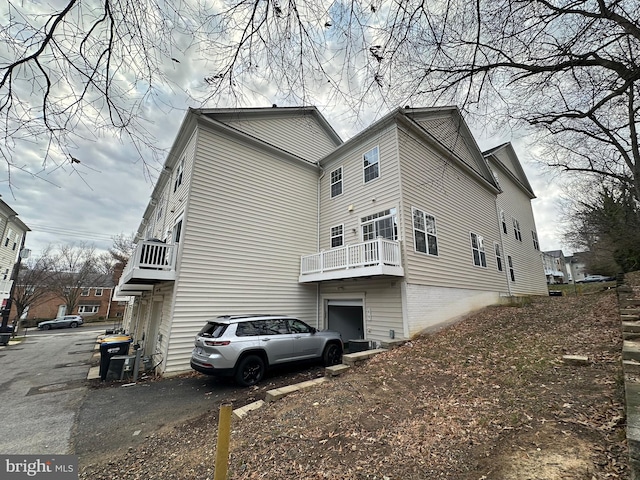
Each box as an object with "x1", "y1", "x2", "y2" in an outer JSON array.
[
  {"x1": 9, "y1": 249, "x2": 56, "y2": 329},
  {"x1": 49, "y1": 242, "x2": 101, "y2": 315},
  {"x1": 2, "y1": 1, "x2": 638, "y2": 198}
]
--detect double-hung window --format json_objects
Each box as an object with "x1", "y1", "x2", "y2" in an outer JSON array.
[
  {"x1": 508, "y1": 256, "x2": 515, "y2": 282},
  {"x1": 412, "y1": 208, "x2": 438, "y2": 256},
  {"x1": 330, "y1": 167, "x2": 343, "y2": 198},
  {"x1": 174, "y1": 157, "x2": 185, "y2": 192},
  {"x1": 532, "y1": 231, "x2": 539, "y2": 250},
  {"x1": 495, "y1": 243, "x2": 503, "y2": 271},
  {"x1": 330, "y1": 225, "x2": 344, "y2": 248},
  {"x1": 513, "y1": 218, "x2": 522, "y2": 241},
  {"x1": 81, "y1": 288, "x2": 90, "y2": 296},
  {"x1": 500, "y1": 211, "x2": 508, "y2": 235},
  {"x1": 363, "y1": 146, "x2": 380, "y2": 183},
  {"x1": 361, "y1": 208, "x2": 397, "y2": 241},
  {"x1": 471, "y1": 233, "x2": 487, "y2": 267}
]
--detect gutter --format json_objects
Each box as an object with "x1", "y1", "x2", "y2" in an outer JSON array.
[
  {"x1": 495, "y1": 197, "x2": 513, "y2": 296},
  {"x1": 316, "y1": 164, "x2": 325, "y2": 327}
]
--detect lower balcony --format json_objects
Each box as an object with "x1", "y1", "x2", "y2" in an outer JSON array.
[
  {"x1": 115, "y1": 240, "x2": 177, "y2": 296},
  {"x1": 299, "y1": 238, "x2": 404, "y2": 283}
]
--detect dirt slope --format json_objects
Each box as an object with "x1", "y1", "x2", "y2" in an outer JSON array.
[{"x1": 80, "y1": 289, "x2": 628, "y2": 479}]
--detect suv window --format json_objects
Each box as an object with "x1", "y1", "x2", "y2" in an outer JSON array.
[
  {"x1": 288, "y1": 319, "x2": 313, "y2": 334},
  {"x1": 199, "y1": 322, "x2": 228, "y2": 338},
  {"x1": 237, "y1": 319, "x2": 289, "y2": 336}
]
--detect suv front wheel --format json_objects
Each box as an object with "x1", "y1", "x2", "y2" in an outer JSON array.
[{"x1": 235, "y1": 355, "x2": 265, "y2": 387}]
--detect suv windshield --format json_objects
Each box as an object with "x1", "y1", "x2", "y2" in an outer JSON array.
[{"x1": 198, "y1": 322, "x2": 228, "y2": 338}]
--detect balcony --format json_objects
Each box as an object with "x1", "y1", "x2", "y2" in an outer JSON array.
[
  {"x1": 115, "y1": 240, "x2": 177, "y2": 296},
  {"x1": 299, "y1": 238, "x2": 404, "y2": 283},
  {"x1": 0, "y1": 279, "x2": 13, "y2": 299}
]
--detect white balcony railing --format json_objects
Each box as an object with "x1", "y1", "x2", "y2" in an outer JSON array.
[
  {"x1": 0, "y1": 279, "x2": 13, "y2": 298},
  {"x1": 118, "y1": 240, "x2": 177, "y2": 290},
  {"x1": 300, "y1": 238, "x2": 403, "y2": 282}
]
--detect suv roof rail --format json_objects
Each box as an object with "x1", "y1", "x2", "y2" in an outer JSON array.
[{"x1": 215, "y1": 314, "x2": 287, "y2": 320}]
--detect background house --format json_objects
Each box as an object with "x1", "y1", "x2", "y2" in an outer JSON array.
[
  {"x1": 115, "y1": 106, "x2": 548, "y2": 376},
  {"x1": 542, "y1": 250, "x2": 569, "y2": 284},
  {"x1": 0, "y1": 199, "x2": 30, "y2": 328}
]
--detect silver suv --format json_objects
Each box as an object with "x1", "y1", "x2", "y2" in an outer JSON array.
[{"x1": 190, "y1": 314, "x2": 343, "y2": 386}]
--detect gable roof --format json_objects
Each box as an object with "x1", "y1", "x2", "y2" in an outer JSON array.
[
  {"x1": 483, "y1": 142, "x2": 536, "y2": 199},
  {"x1": 319, "y1": 106, "x2": 500, "y2": 193}
]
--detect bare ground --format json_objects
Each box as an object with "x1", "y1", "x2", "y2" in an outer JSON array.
[{"x1": 80, "y1": 287, "x2": 628, "y2": 479}]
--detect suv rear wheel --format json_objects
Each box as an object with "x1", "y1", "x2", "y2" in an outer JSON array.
[
  {"x1": 235, "y1": 355, "x2": 265, "y2": 387},
  {"x1": 323, "y1": 343, "x2": 342, "y2": 366},
  {"x1": 70, "y1": 322, "x2": 78, "y2": 328}
]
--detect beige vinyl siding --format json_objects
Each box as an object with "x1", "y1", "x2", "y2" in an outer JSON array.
[
  {"x1": 0, "y1": 218, "x2": 22, "y2": 277},
  {"x1": 162, "y1": 125, "x2": 320, "y2": 374},
  {"x1": 222, "y1": 114, "x2": 339, "y2": 163},
  {"x1": 397, "y1": 128, "x2": 508, "y2": 292},
  {"x1": 147, "y1": 131, "x2": 197, "y2": 241},
  {"x1": 319, "y1": 124, "x2": 401, "y2": 248},
  {"x1": 320, "y1": 278, "x2": 403, "y2": 343},
  {"x1": 492, "y1": 148, "x2": 526, "y2": 187},
  {"x1": 491, "y1": 160, "x2": 548, "y2": 296},
  {"x1": 416, "y1": 117, "x2": 483, "y2": 177}
]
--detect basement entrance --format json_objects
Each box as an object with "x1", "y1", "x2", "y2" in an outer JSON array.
[{"x1": 327, "y1": 299, "x2": 364, "y2": 351}]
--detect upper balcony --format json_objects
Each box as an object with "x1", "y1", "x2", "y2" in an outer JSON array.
[
  {"x1": 0, "y1": 279, "x2": 13, "y2": 299},
  {"x1": 299, "y1": 238, "x2": 404, "y2": 283},
  {"x1": 115, "y1": 240, "x2": 177, "y2": 296}
]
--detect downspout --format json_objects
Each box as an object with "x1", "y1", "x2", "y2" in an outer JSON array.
[
  {"x1": 494, "y1": 197, "x2": 512, "y2": 297},
  {"x1": 316, "y1": 164, "x2": 326, "y2": 327},
  {"x1": 106, "y1": 287, "x2": 112, "y2": 319}
]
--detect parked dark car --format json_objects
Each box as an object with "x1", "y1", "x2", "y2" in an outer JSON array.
[
  {"x1": 37, "y1": 315, "x2": 84, "y2": 330},
  {"x1": 576, "y1": 275, "x2": 615, "y2": 283}
]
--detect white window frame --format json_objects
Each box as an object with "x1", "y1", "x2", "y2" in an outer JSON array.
[
  {"x1": 361, "y1": 208, "x2": 397, "y2": 241},
  {"x1": 173, "y1": 215, "x2": 184, "y2": 244},
  {"x1": 78, "y1": 305, "x2": 99, "y2": 314},
  {"x1": 470, "y1": 232, "x2": 487, "y2": 267},
  {"x1": 500, "y1": 210, "x2": 507, "y2": 235},
  {"x1": 173, "y1": 157, "x2": 185, "y2": 192},
  {"x1": 494, "y1": 242, "x2": 503, "y2": 272},
  {"x1": 363, "y1": 146, "x2": 380, "y2": 184},
  {"x1": 512, "y1": 218, "x2": 522, "y2": 241},
  {"x1": 330, "y1": 224, "x2": 344, "y2": 248},
  {"x1": 508, "y1": 255, "x2": 515, "y2": 282},
  {"x1": 330, "y1": 167, "x2": 343, "y2": 198},
  {"x1": 532, "y1": 230, "x2": 539, "y2": 250},
  {"x1": 94, "y1": 288, "x2": 103, "y2": 296},
  {"x1": 412, "y1": 207, "x2": 438, "y2": 256},
  {"x1": 80, "y1": 288, "x2": 90, "y2": 296}
]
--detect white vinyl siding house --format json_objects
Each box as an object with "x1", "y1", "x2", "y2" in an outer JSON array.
[{"x1": 116, "y1": 106, "x2": 547, "y2": 375}]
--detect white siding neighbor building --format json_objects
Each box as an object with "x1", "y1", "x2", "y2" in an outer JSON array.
[{"x1": 116, "y1": 106, "x2": 548, "y2": 376}]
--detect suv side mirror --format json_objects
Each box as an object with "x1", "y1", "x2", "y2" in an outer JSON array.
[{"x1": 310, "y1": 327, "x2": 317, "y2": 334}]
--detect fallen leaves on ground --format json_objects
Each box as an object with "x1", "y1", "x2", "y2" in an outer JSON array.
[{"x1": 80, "y1": 288, "x2": 628, "y2": 480}]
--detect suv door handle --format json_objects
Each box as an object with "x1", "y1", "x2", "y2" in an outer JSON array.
[{"x1": 261, "y1": 338, "x2": 270, "y2": 342}]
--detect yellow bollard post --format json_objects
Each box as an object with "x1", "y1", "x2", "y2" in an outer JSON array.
[{"x1": 214, "y1": 403, "x2": 233, "y2": 480}]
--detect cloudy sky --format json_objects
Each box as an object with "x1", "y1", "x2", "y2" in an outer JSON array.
[{"x1": 0, "y1": 1, "x2": 568, "y2": 258}]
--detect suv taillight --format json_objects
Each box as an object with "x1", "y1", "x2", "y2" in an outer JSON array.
[{"x1": 204, "y1": 340, "x2": 231, "y2": 346}]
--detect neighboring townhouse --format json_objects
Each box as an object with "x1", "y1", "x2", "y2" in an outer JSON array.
[
  {"x1": 566, "y1": 252, "x2": 588, "y2": 283},
  {"x1": 115, "y1": 106, "x2": 548, "y2": 376},
  {"x1": 484, "y1": 143, "x2": 547, "y2": 294},
  {"x1": 542, "y1": 250, "x2": 569, "y2": 284},
  {"x1": 0, "y1": 199, "x2": 30, "y2": 323}
]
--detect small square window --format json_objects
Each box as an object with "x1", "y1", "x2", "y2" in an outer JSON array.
[
  {"x1": 81, "y1": 288, "x2": 90, "y2": 296},
  {"x1": 94, "y1": 288, "x2": 103, "y2": 296},
  {"x1": 330, "y1": 225, "x2": 344, "y2": 248}
]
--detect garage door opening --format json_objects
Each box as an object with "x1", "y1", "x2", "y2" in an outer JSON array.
[{"x1": 327, "y1": 299, "x2": 364, "y2": 353}]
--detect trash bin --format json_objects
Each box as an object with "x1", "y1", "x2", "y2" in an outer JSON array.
[
  {"x1": 99, "y1": 336, "x2": 132, "y2": 380},
  {"x1": 348, "y1": 339, "x2": 370, "y2": 353},
  {"x1": 0, "y1": 325, "x2": 14, "y2": 346}
]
